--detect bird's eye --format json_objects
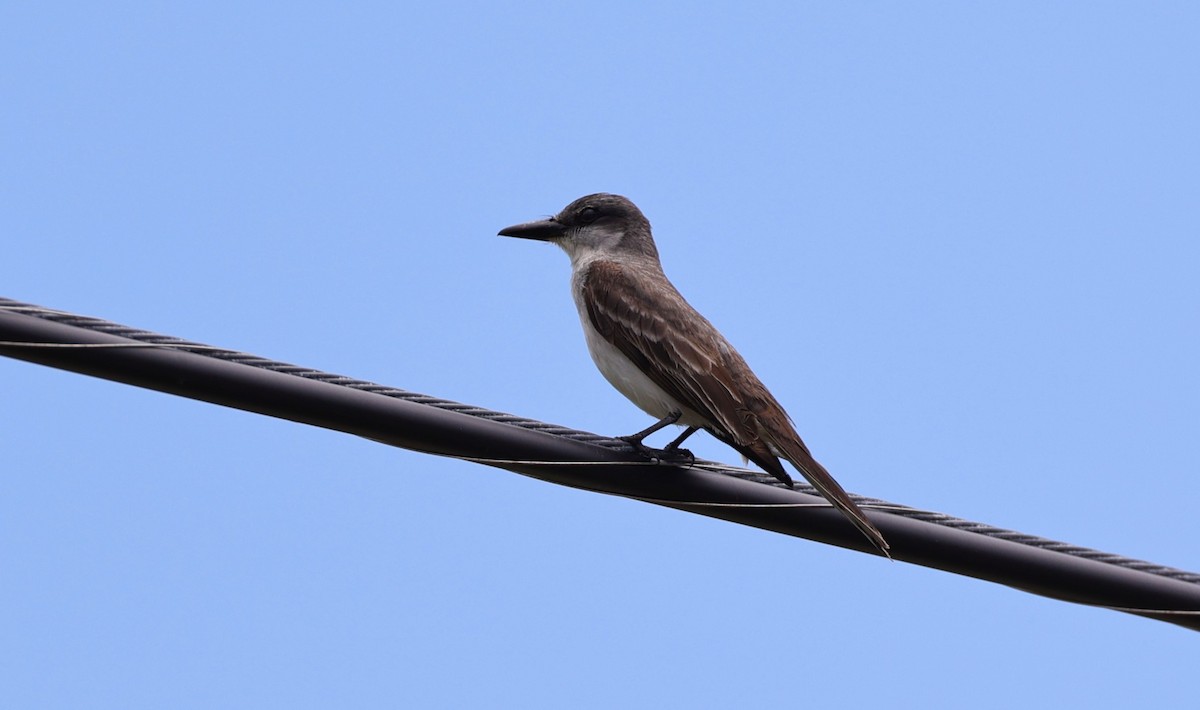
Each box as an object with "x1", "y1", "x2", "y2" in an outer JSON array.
[{"x1": 577, "y1": 206, "x2": 599, "y2": 225}]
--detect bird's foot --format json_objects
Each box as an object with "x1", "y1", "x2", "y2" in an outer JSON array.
[
  {"x1": 618, "y1": 435, "x2": 694, "y2": 467},
  {"x1": 658, "y1": 446, "x2": 695, "y2": 467}
]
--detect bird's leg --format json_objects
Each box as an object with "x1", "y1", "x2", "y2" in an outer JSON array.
[
  {"x1": 659, "y1": 425, "x2": 699, "y2": 465},
  {"x1": 663, "y1": 426, "x2": 699, "y2": 451},
  {"x1": 618, "y1": 411, "x2": 682, "y2": 454}
]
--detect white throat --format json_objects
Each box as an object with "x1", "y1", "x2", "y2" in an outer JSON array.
[{"x1": 557, "y1": 222, "x2": 625, "y2": 268}]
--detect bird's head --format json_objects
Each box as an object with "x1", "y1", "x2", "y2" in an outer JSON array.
[{"x1": 498, "y1": 193, "x2": 659, "y2": 263}]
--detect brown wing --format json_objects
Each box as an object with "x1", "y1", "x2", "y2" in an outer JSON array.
[
  {"x1": 581, "y1": 259, "x2": 763, "y2": 448},
  {"x1": 583, "y1": 259, "x2": 890, "y2": 556}
]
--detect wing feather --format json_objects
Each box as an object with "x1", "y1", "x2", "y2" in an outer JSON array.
[
  {"x1": 581, "y1": 259, "x2": 889, "y2": 555},
  {"x1": 582, "y1": 260, "x2": 751, "y2": 442}
]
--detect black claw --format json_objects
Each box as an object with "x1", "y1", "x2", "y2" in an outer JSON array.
[
  {"x1": 619, "y1": 437, "x2": 694, "y2": 467},
  {"x1": 660, "y1": 447, "x2": 695, "y2": 466}
]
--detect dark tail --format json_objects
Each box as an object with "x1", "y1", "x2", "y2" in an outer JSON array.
[
  {"x1": 771, "y1": 433, "x2": 890, "y2": 557},
  {"x1": 711, "y1": 426, "x2": 890, "y2": 557}
]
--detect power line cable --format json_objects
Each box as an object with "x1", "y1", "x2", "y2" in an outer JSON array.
[{"x1": 1, "y1": 297, "x2": 1198, "y2": 630}]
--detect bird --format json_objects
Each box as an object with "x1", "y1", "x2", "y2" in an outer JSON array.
[{"x1": 498, "y1": 193, "x2": 889, "y2": 556}]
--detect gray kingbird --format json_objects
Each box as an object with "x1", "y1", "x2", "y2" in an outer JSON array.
[{"x1": 499, "y1": 193, "x2": 889, "y2": 555}]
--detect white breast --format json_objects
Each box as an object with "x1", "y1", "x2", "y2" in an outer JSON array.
[{"x1": 569, "y1": 258, "x2": 704, "y2": 427}]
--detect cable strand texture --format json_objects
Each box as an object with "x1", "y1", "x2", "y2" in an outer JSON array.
[{"x1": 3, "y1": 298, "x2": 1197, "y2": 588}]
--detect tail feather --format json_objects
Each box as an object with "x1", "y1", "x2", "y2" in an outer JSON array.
[
  {"x1": 770, "y1": 433, "x2": 890, "y2": 557},
  {"x1": 712, "y1": 425, "x2": 889, "y2": 556}
]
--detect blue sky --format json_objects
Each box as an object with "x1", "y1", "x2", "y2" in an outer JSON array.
[{"x1": 3, "y1": 3, "x2": 1197, "y2": 708}]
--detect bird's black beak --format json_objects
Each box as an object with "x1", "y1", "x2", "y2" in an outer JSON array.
[{"x1": 497, "y1": 218, "x2": 566, "y2": 241}]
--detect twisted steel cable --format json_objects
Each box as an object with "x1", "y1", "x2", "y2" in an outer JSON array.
[{"x1": 2, "y1": 297, "x2": 1198, "y2": 628}]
